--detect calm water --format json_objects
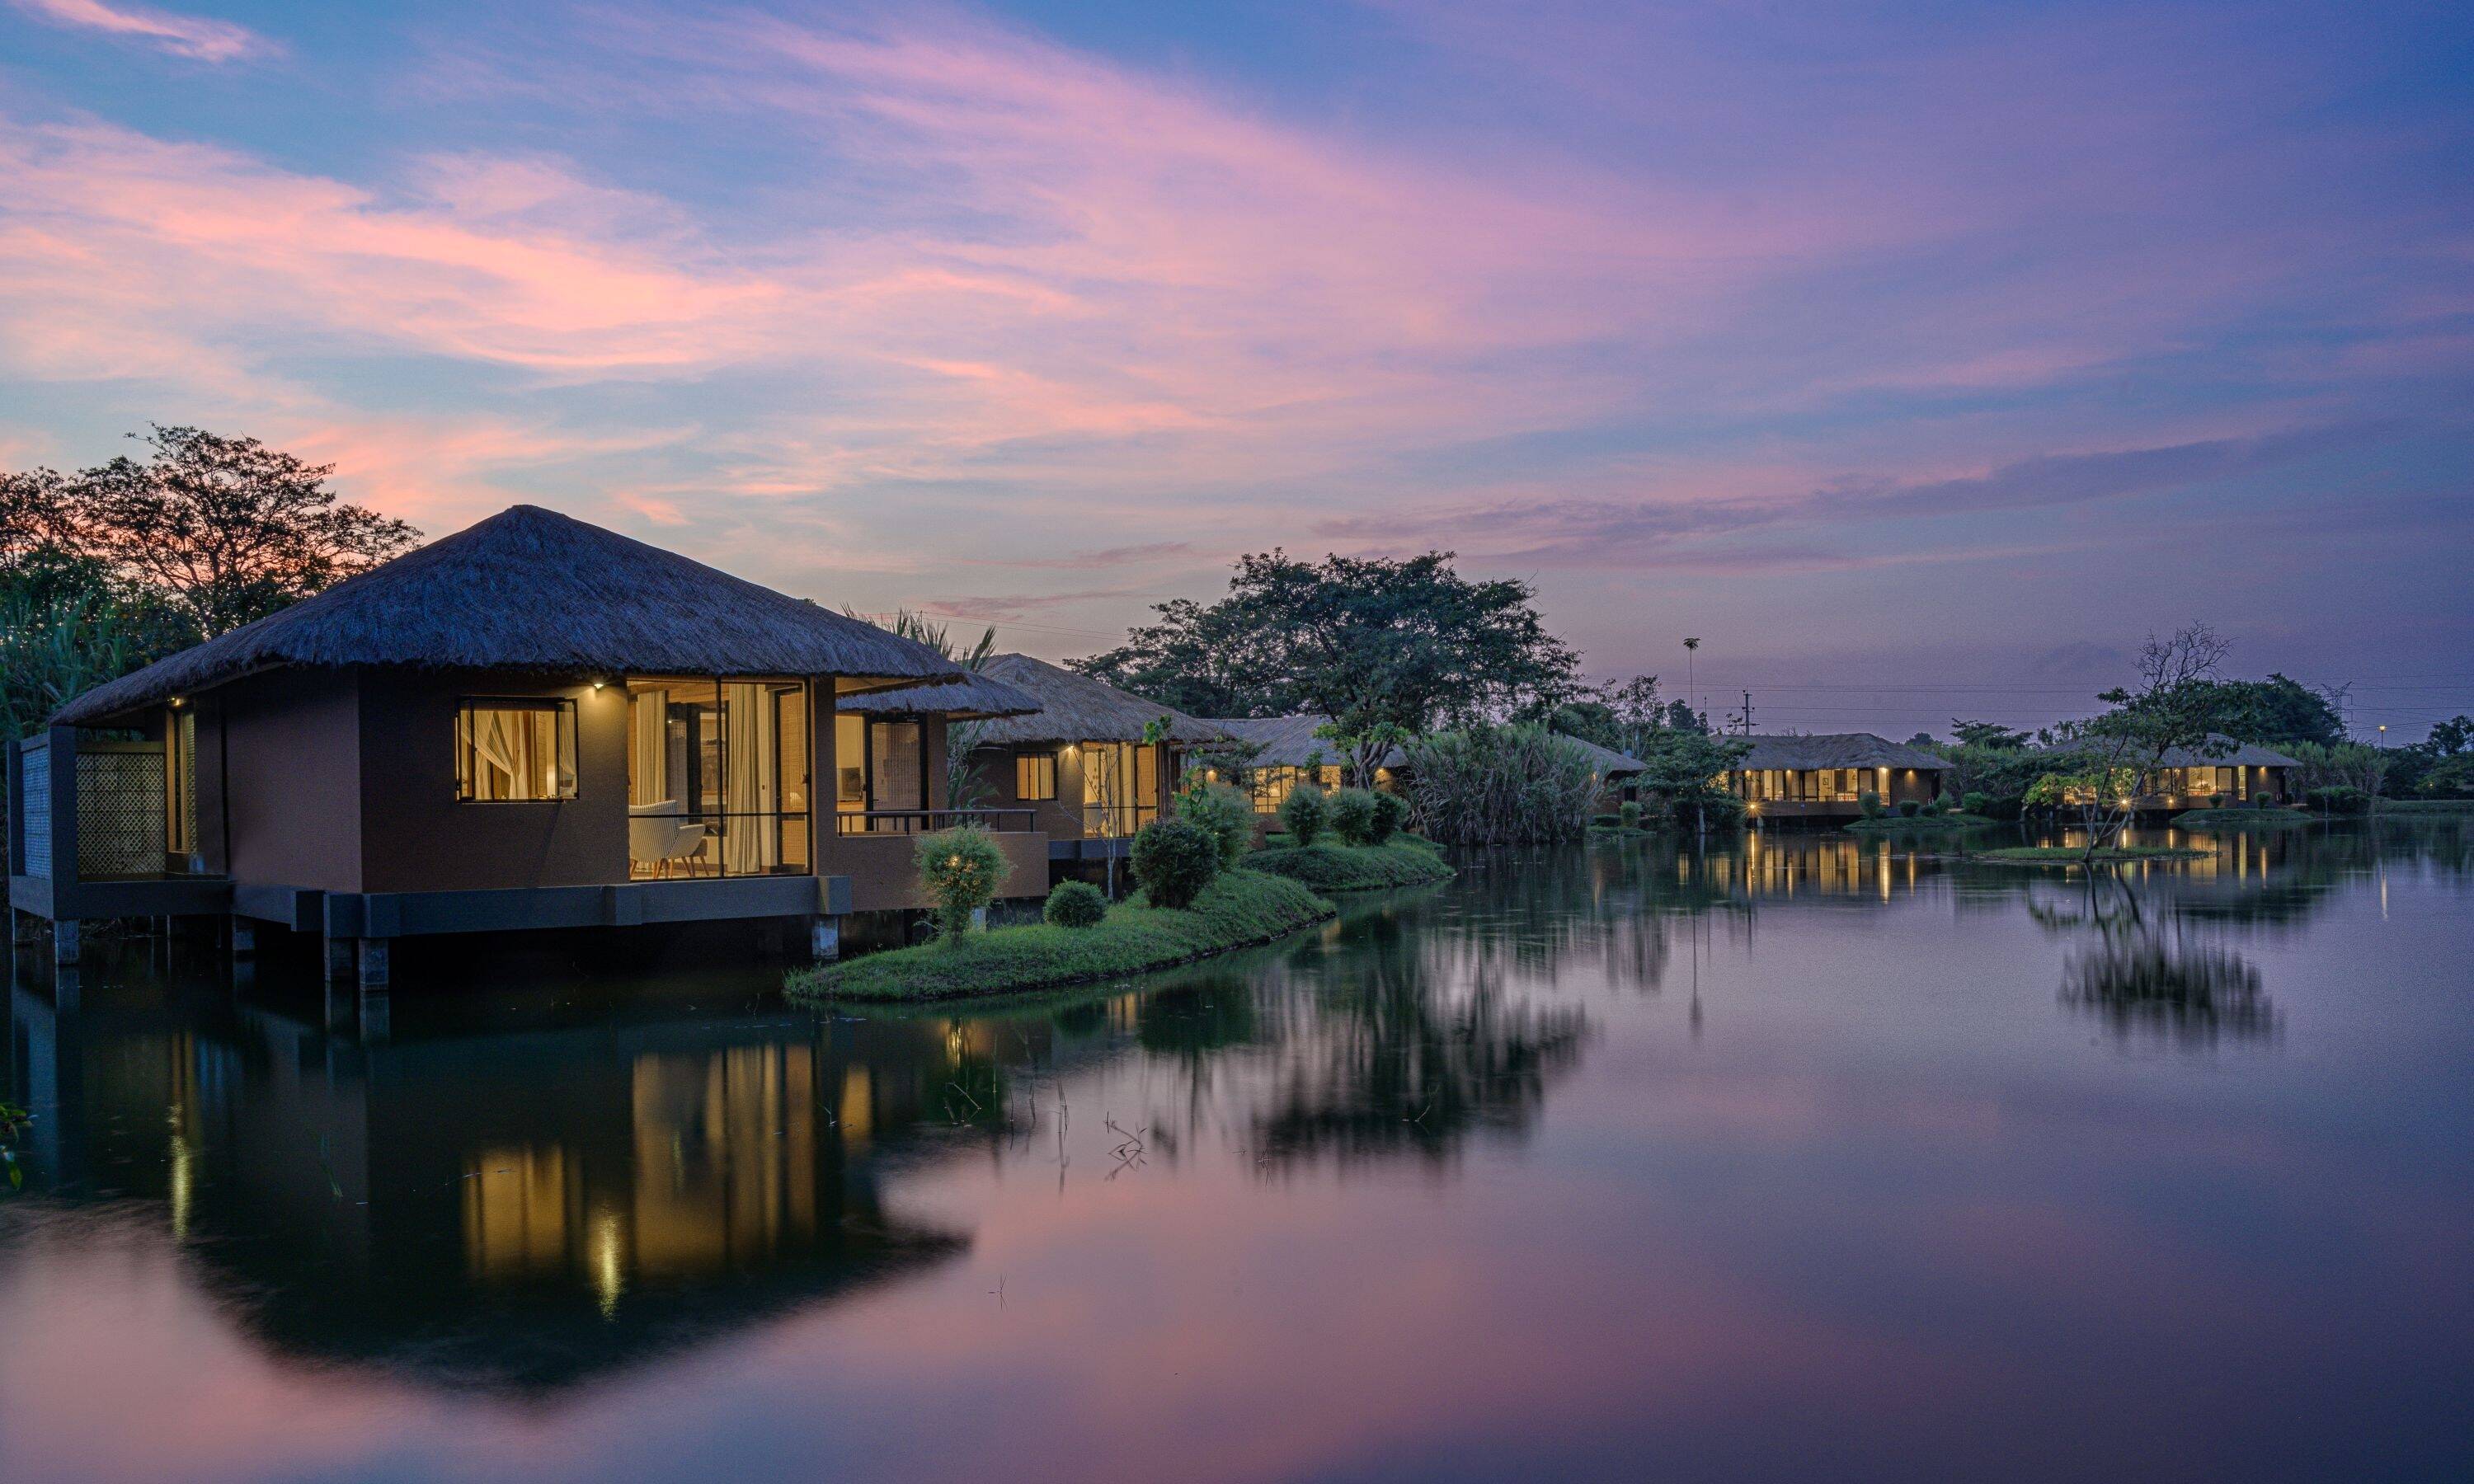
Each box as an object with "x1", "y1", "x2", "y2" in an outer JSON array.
[{"x1": 4, "y1": 821, "x2": 2471, "y2": 1482}]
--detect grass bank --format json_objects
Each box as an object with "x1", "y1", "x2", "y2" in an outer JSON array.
[
  {"x1": 2378, "y1": 799, "x2": 2474, "y2": 815},
  {"x1": 2172, "y1": 806, "x2": 2315, "y2": 828},
  {"x1": 1976, "y1": 845, "x2": 2207, "y2": 865},
  {"x1": 785, "y1": 869, "x2": 1336, "y2": 1003},
  {"x1": 1250, "y1": 839, "x2": 1455, "y2": 891},
  {"x1": 1843, "y1": 812, "x2": 1997, "y2": 832}
]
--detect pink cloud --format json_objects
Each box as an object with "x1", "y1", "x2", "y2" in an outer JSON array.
[{"x1": 11, "y1": 0, "x2": 270, "y2": 62}]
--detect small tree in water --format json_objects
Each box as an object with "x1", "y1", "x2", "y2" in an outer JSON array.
[{"x1": 2042, "y1": 624, "x2": 2232, "y2": 863}]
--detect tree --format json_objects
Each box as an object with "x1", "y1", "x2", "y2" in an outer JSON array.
[
  {"x1": 2178, "y1": 673, "x2": 2347, "y2": 747},
  {"x1": 1631, "y1": 726, "x2": 1751, "y2": 835},
  {"x1": 2046, "y1": 624, "x2": 2232, "y2": 861},
  {"x1": 1075, "y1": 550, "x2": 1578, "y2": 765},
  {"x1": 68, "y1": 425, "x2": 417, "y2": 637},
  {"x1": 1951, "y1": 719, "x2": 2032, "y2": 749}
]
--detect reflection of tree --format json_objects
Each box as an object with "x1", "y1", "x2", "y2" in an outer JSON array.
[
  {"x1": 2062, "y1": 934, "x2": 2277, "y2": 1047},
  {"x1": 1244, "y1": 922, "x2": 1589, "y2": 1172}
]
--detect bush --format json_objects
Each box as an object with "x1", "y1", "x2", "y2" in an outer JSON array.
[
  {"x1": 1131, "y1": 818, "x2": 1221, "y2": 909},
  {"x1": 1398, "y1": 725, "x2": 1598, "y2": 845},
  {"x1": 1897, "y1": 799, "x2": 1921, "y2": 818},
  {"x1": 1369, "y1": 790, "x2": 1409, "y2": 844},
  {"x1": 1327, "y1": 787, "x2": 1379, "y2": 846},
  {"x1": 1618, "y1": 801, "x2": 1642, "y2": 829},
  {"x1": 2252, "y1": 792, "x2": 2274, "y2": 808},
  {"x1": 915, "y1": 826, "x2": 1011, "y2": 944},
  {"x1": 1961, "y1": 791, "x2": 1990, "y2": 816},
  {"x1": 1859, "y1": 791, "x2": 1884, "y2": 819},
  {"x1": 1277, "y1": 784, "x2": 1329, "y2": 848},
  {"x1": 2306, "y1": 784, "x2": 2371, "y2": 816},
  {"x1": 1920, "y1": 797, "x2": 1943, "y2": 817},
  {"x1": 1042, "y1": 880, "x2": 1107, "y2": 929},
  {"x1": 1174, "y1": 781, "x2": 1256, "y2": 868}
]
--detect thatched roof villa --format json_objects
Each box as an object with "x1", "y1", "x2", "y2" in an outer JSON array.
[
  {"x1": 938, "y1": 654, "x2": 1227, "y2": 857},
  {"x1": 8, "y1": 505, "x2": 1056, "y2": 990},
  {"x1": 1722, "y1": 733, "x2": 1950, "y2": 818}
]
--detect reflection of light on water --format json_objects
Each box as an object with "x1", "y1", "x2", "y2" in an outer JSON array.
[
  {"x1": 167, "y1": 1106, "x2": 191, "y2": 1241},
  {"x1": 592, "y1": 1209, "x2": 625, "y2": 1319}
]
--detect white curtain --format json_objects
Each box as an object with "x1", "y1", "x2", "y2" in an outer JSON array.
[
  {"x1": 722, "y1": 682, "x2": 778, "y2": 873},
  {"x1": 630, "y1": 690, "x2": 669, "y2": 805},
  {"x1": 473, "y1": 709, "x2": 525, "y2": 799}
]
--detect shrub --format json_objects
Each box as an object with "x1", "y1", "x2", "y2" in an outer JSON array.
[
  {"x1": 1277, "y1": 784, "x2": 1329, "y2": 848},
  {"x1": 1042, "y1": 880, "x2": 1108, "y2": 929},
  {"x1": 1618, "y1": 801, "x2": 1642, "y2": 829},
  {"x1": 1174, "y1": 781, "x2": 1256, "y2": 868},
  {"x1": 915, "y1": 826, "x2": 1011, "y2": 944},
  {"x1": 2252, "y1": 792, "x2": 2274, "y2": 808},
  {"x1": 2306, "y1": 784, "x2": 2371, "y2": 815},
  {"x1": 1397, "y1": 725, "x2": 1598, "y2": 845},
  {"x1": 1131, "y1": 818, "x2": 1221, "y2": 909},
  {"x1": 1327, "y1": 787, "x2": 1379, "y2": 846},
  {"x1": 1369, "y1": 790, "x2": 1409, "y2": 843},
  {"x1": 1920, "y1": 797, "x2": 1943, "y2": 817},
  {"x1": 1859, "y1": 791, "x2": 1884, "y2": 819},
  {"x1": 1897, "y1": 798, "x2": 1922, "y2": 818},
  {"x1": 1962, "y1": 791, "x2": 1990, "y2": 816}
]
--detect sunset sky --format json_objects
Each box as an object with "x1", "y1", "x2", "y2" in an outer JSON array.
[{"x1": 3, "y1": 0, "x2": 2467, "y2": 736}]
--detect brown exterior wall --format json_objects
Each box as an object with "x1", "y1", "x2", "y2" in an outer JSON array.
[
  {"x1": 214, "y1": 668, "x2": 367, "y2": 893},
  {"x1": 963, "y1": 740, "x2": 1180, "y2": 841},
  {"x1": 357, "y1": 668, "x2": 628, "y2": 894},
  {"x1": 835, "y1": 829, "x2": 1049, "y2": 912}
]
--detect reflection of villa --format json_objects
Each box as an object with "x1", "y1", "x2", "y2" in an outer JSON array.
[
  {"x1": 937, "y1": 655, "x2": 1227, "y2": 864},
  {"x1": 6, "y1": 506, "x2": 1053, "y2": 978},
  {"x1": 1723, "y1": 733, "x2": 1949, "y2": 818}
]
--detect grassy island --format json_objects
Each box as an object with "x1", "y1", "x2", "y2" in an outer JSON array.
[
  {"x1": 1842, "y1": 812, "x2": 1997, "y2": 832},
  {"x1": 1975, "y1": 845, "x2": 2207, "y2": 865},
  {"x1": 2172, "y1": 806, "x2": 2314, "y2": 828},
  {"x1": 1251, "y1": 839, "x2": 1455, "y2": 891},
  {"x1": 785, "y1": 869, "x2": 1336, "y2": 1003}
]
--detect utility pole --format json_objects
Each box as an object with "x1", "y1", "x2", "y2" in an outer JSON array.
[
  {"x1": 1729, "y1": 690, "x2": 1754, "y2": 735},
  {"x1": 1682, "y1": 637, "x2": 1703, "y2": 840}
]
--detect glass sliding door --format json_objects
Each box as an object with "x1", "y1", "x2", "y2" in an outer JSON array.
[
  {"x1": 625, "y1": 678, "x2": 811, "y2": 880},
  {"x1": 1083, "y1": 742, "x2": 1159, "y2": 838}
]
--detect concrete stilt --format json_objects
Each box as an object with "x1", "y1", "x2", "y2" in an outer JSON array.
[
  {"x1": 53, "y1": 964, "x2": 81, "y2": 1013},
  {"x1": 357, "y1": 986, "x2": 390, "y2": 1045},
  {"x1": 52, "y1": 918, "x2": 80, "y2": 967},
  {"x1": 323, "y1": 979, "x2": 355, "y2": 1034},
  {"x1": 324, "y1": 935, "x2": 354, "y2": 984},
  {"x1": 810, "y1": 915, "x2": 842, "y2": 964},
  {"x1": 231, "y1": 919, "x2": 256, "y2": 957},
  {"x1": 355, "y1": 937, "x2": 389, "y2": 989}
]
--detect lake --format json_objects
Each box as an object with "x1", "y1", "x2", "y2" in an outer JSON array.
[{"x1": 3, "y1": 820, "x2": 2469, "y2": 1482}]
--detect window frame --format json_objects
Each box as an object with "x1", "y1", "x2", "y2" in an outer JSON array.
[
  {"x1": 454, "y1": 696, "x2": 581, "y2": 803},
  {"x1": 1015, "y1": 749, "x2": 1059, "y2": 801}
]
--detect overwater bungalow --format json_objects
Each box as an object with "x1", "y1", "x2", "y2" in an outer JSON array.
[
  {"x1": 7, "y1": 505, "x2": 1051, "y2": 979},
  {"x1": 1722, "y1": 733, "x2": 1950, "y2": 819},
  {"x1": 929, "y1": 654, "x2": 1227, "y2": 865}
]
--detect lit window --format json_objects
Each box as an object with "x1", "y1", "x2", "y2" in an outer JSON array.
[
  {"x1": 457, "y1": 699, "x2": 578, "y2": 801},
  {"x1": 1016, "y1": 752, "x2": 1058, "y2": 801}
]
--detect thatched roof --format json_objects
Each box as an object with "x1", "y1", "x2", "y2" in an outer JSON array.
[
  {"x1": 1199, "y1": 715, "x2": 1349, "y2": 768},
  {"x1": 1558, "y1": 735, "x2": 1649, "y2": 777},
  {"x1": 836, "y1": 667, "x2": 1043, "y2": 721},
  {"x1": 2152, "y1": 735, "x2": 2302, "y2": 768},
  {"x1": 966, "y1": 655, "x2": 1228, "y2": 746},
  {"x1": 54, "y1": 505, "x2": 964, "y2": 726},
  {"x1": 1734, "y1": 733, "x2": 1948, "y2": 772}
]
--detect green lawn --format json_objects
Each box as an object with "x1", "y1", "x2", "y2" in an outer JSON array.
[
  {"x1": 784, "y1": 869, "x2": 1337, "y2": 1003},
  {"x1": 1249, "y1": 839, "x2": 1455, "y2": 890},
  {"x1": 1976, "y1": 845, "x2": 2207, "y2": 865},
  {"x1": 1843, "y1": 812, "x2": 1998, "y2": 832},
  {"x1": 2172, "y1": 806, "x2": 2315, "y2": 828}
]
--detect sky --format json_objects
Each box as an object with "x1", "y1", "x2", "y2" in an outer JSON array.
[{"x1": 2, "y1": 0, "x2": 2468, "y2": 739}]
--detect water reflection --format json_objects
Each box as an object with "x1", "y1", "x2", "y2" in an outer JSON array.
[{"x1": 2060, "y1": 934, "x2": 2278, "y2": 1047}]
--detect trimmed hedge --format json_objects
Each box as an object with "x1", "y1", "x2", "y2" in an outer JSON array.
[
  {"x1": 1043, "y1": 880, "x2": 1108, "y2": 928},
  {"x1": 785, "y1": 870, "x2": 1336, "y2": 1002},
  {"x1": 1131, "y1": 818, "x2": 1221, "y2": 909}
]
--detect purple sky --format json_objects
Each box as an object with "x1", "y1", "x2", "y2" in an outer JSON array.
[{"x1": 2, "y1": 0, "x2": 2468, "y2": 736}]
